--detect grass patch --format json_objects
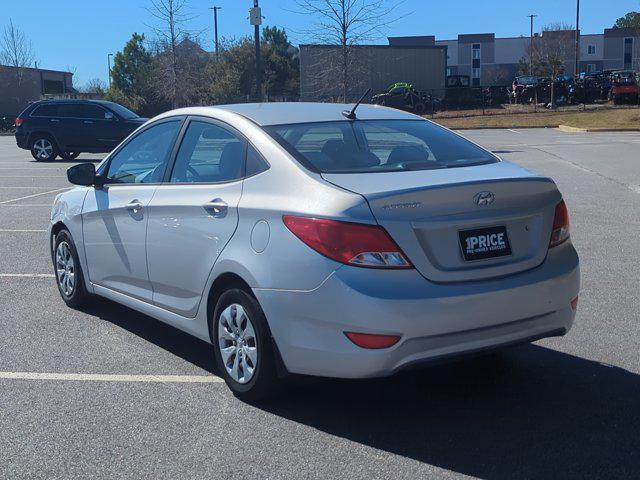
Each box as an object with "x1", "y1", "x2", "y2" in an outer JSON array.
[{"x1": 430, "y1": 107, "x2": 640, "y2": 130}]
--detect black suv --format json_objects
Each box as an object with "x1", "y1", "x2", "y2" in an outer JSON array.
[{"x1": 15, "y1": 100, "x2": 148, "y2": 161}]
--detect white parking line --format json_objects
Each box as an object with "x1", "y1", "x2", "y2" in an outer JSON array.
[
  {"x1": 0, "y1": 371, "x2": 223, "y2": 383},
  {"x1": 0, "y1": 187, "x2": 70, "y2": 205},
  {"x1": 0, "y1": 273, "x2": 54, "y2": 278},
  {"x1": 0, "y1": 186, "x2": 63, "y2": 189},
  {"x1": 507, "y1": 129, "x2": 522, "y2": 134},
  {"x1": 0, "y1": 229, "x2": 46, "y2": 232},
  {"x1": 0, "y1": 204, "x2": 52, "y2": 207}
]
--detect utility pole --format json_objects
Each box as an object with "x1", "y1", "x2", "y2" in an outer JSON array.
[
  {"x1": 209, "y1": 6, "x2": 221, "y2": 59},
  {"x1": 527, "y1": 14, "x2": 537, "y2": 75},
  {"x1": 107, "y1": 53, "x2": 113, "y2": 89},
  {"x1": 249, "y1": 0, "x2": 262, "y2": 102},
  {"x1": 574, "y1": 0, "x2": 580, "y2": 75}
]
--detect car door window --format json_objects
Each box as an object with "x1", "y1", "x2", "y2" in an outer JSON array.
[
  {"x1": 106, "y1": 120, "x2": 181, "y2": 184},
  {"x1": 57, "y1": 104, "x2": 82, "y2": 118},
  {"x1": 82, "y1": 104, "x2": 109, "y2": 120},
  {"x1": 170, "y1": 121, "x2": 245, "y2": 183}
]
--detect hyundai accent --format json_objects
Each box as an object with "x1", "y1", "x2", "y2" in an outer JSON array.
[{"x1": 50, "y1": 102, "x2": 580, "y2": 400}]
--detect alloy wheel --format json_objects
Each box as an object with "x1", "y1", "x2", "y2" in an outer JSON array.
[
  {"x1": 217, "y1": 303, "x2": 258, "y2": 384},
  {"x1": 55, "y1": 241, "x2": 75, "y2": 296},
  {"x1": 34, "y1": 139, "x2": 53, "y2": 160}
]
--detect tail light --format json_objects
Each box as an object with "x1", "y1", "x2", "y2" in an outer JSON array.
[
  {"x1": 14, "y1": 117, "x2": 23, "y2": 127},
  {"x1": 345, "y1": 332, "x2": 401, "y2": 349},
  {"x1": 570, "y1": 296, "x2": 579, "y2": 311},
  {"x1": 549, "y1": 200, "x2": 570, "y2": 248},
  {"x1": 282, "y1": 215, "x2": 412, "y2": 269}
]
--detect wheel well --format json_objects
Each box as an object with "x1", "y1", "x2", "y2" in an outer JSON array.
[
  {"x1": 51, "y1": 221, "x2": 67, "y2": 240},
  {"x1": 206, "y1": 272, "x2": 253, "y2": 340},
  {"x1": 28, "y1": 131, "x2": 59, "y2": 148}
]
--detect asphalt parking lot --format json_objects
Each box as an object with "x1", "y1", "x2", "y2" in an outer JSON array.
[{"x1": 1, "y1": 128, "x2": 638, "y2": 479}]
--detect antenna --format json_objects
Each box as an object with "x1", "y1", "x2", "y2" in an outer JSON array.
[{"x1": 342, "y1": 88, "x2": 371, "y2": 120}]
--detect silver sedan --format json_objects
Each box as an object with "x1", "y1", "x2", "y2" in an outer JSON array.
[{"x1": 50, "y1": 103, "x2": 580, "y2": 400}]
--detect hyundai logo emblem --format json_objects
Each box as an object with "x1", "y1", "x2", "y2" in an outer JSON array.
[{"x1": 473, "y1": 191, "x2": 495, "y2": 206}]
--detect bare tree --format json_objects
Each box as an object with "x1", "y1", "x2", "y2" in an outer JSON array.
[
  {"x1": 295, "y1": 0, "x2": 404, "y2": 102},
  {"x1": 532, "y1": 23, "x2": 573, "y2": 109},
  {"x1": 0, "y1": 19, "x2": 35, "y2": 68},
  {"x1": 1, "y1": 19, "x2": 36, "y2": 99},
  {"x1": 145, "y1": 0, "x2": 197, "y2": 108},
  {"x1": 79, "y1": 78, "x2": 108, "y2": 96}
]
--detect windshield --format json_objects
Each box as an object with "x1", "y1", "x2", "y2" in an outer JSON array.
[
  {"x1": 264, "y1": 120, "x2": 498, "y2": 173},
  {"x1": 104, "y1": 102, "x2": 139, "y2": 119}
]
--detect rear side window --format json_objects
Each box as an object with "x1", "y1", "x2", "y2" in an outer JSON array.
[
  {"x1": 31, "y1": 104, "x2": 59, "y2": 117},
  {"x1": 170, "y1": 121, "x2": 245, "y2": 183},
  {"x1": 264, "y1": 120, "x2": 497, "y2": 173}
]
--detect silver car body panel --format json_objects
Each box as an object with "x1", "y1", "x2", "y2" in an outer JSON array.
[{"x1": 49, "y1": 103, "x2": 580, "y2": 378}]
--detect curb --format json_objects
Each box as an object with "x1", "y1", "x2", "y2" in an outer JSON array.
[{"x1": 558, "y1": 125, "x2": 640, "y2": 133}]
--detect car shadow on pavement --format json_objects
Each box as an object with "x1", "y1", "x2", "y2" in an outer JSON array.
[
  {"x1": 263, "y1": 345, "x2": 640, "y2": 479},
  {"x1": 82, "y1": 297, "x2": 218, "y2": 374},
  {"x1": 83, "y1": 297, "x2": 639, "y2": 479}
]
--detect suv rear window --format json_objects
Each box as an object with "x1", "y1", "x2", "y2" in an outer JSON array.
[{"x1": 264, "y1": 120, "x2": 497, "y2": 173}]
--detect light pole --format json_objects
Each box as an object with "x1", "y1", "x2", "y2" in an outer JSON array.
[
  {"x1": 249, "y1": 0, "x2": 262, "y2": 102},
  {"x1": 209, "y1": 6, "x2": 221, "y2": 59},
  {"x1": 574, "y1": 0, "x2": 580, "y2": 75},
  {"x1": 527, "y1": 14, "x2": 537, "y2": 75},
  {"x1": 107, "y1": 53, "x2": 113, "y2": 89}
]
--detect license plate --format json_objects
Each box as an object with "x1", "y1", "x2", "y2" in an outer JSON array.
[{"x1": 458, "y1": 226, "x2": 512, "y2": 262}]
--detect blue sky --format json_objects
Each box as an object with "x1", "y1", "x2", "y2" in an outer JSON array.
[{"x1": 3, "y1": 0, "x2": 640, "y2": 86}]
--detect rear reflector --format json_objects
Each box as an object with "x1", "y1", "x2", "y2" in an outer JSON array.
[
  {"x1": 345, "y1": 332, "x2": 401, "y2": 349},
  {"x1": 549, "y1": 200, "x2": 570, "y2": 248},
  {"x1": 283, "y1": 216, "x2": 412, "y2": 268},
  {"x1": 570, "y1": 296, "x2": 578, "y2": 311},
  {"x1": 14, "y1": 117, "x2": 23, "y2": 127}
]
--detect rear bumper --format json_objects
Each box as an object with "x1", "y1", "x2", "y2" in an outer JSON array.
[
  {"x1": 254, "y1": 242, "x2": 580, "y2": 378},
  {"x1": 15, "y1": 130, "x2": 28, "y2": 149}
]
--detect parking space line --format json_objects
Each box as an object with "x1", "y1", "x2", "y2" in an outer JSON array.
[
  {"x1": 0, "y1": 371, "x2": 223, "y2": 383},
  {"x1": 0, "y1": 274, "x2": 54, "y2": 278},
  {"x1": 0, "y1": 229, "x2": 46, "y2": 232},
  {"x1": 0, "y1": 204, "x2": 52, "y2": 207},
  {"x1": 0, "y1": 186, "x2": 63, "y2": 189},
  {"x1": 0, "y1": 187, "x2": 70, "y2": 205}
]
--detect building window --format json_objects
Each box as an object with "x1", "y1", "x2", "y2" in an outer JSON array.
[
  {"x1": 587, "y1": 45, "x2": 596, "y2": 55},
  {"x1": 472, "y1": 43, "x2": 481, "y2": 60},
  {"x1": 587, "y1": 64, "x2": 596, "y2": 72},
  {"x1": 446, "y1": 67, "x2": 453, "y2": 76},
  {"x1": 624, "y1": 38, "x2": 633, "y2": 69}
]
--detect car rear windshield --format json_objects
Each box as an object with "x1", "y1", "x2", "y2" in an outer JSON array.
[{"x1": 264, "y1": 120, "x2": 498, "y2": 173}]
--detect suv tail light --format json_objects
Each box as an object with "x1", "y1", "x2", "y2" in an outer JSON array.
[
  {"x1": 549, "y1": 200, "x2": 570, "y2": 248},
  {"x1": 283, "y1": 216, "x2": 413, "y2": 269},
  {"x1": 14, "y1": 117, "x2": 23, "y2": 127}
]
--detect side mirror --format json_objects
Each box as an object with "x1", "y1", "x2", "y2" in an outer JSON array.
[
  {"x1": 105, "y1": 111, "x2": 115, "y2": 121},
  {"x1": 67, "y1": 163, "x2": 96, "y2": 186}
]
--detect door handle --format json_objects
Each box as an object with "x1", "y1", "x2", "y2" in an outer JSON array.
[
  {"x1": 203, "y1": 198, "x2": 228, "y2": 217},
  {"x1": 83, "y1": 120, "x2": 94, "y2": 124},
  {"x1": 126, "y1": 200, "x2": 143, "y2": 213},
  {"x1": 50, "y1": 119, "x2": 60, "y2": 123}
]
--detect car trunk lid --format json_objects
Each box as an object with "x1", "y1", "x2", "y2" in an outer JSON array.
[{"x1": 322, "y1": 161, "x2": 561, "y2": 282}]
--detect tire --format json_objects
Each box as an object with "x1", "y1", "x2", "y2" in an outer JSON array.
[
  {"x1": 60, "y1": 151, "x2": 81, "y2": 161},
  {"x1": 413, "y1": 102, "x2": 426, "y2": 114},
  {"x1": 30, "y1": 135, "x2": 58, "y2": 161},
  {"x1": 52, "y1": 229, "x2": 92, "y2": 308},
  {"x1": 212, "y1": 288, "x2": 280, "y2": 402}
]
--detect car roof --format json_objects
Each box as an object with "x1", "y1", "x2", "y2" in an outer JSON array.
[{"x1": 210, "y1": 102, "x2": 420, "y2": 126}]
